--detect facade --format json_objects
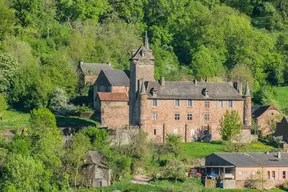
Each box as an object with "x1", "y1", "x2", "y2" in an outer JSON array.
[
  {"x1": 77, "y1": 60, "x2": 113, "y2": 89},
  {"x1": 81, "y1": 151, "x2": 111, "y2": 188},
  {"x1": 274, "y1": 117, "x2": 288, "y2": 142},
  {"x1": 92, "y1": 33, "x2": 252, "y2": 142},
  {"x1": 205, "y1": 152, "x2": 288, "y2": 189},
  {"x1": 93, "y1": 70, "x2": 130, "y2": 128},
  {"x1": 252, "y1": 105, "x2": 282, "y2": 136}
]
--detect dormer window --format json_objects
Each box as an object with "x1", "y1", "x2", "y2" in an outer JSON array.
[
  {"x1": 150, "y1": 88, "x2": 157, "y2": 97},
  {"x1": 202, "y1": 88, "x2": 209, "y2": 97}
]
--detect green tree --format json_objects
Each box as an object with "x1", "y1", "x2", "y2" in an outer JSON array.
[
  {"x1": 29, "y1": 108, "x2": 57, "y2": 130},
  {"x1": 0, "y1": 0, "x2": 15, "y2": 40},
  {"x1": 2, "y1": 153, "x2": 44, "y2": 191},
  {"x1": 0, "y1": 53, "x2": 19, "y2": 94},
  {"x1": 0, "y1": 94, "x2": 8, "y2": 112},
  {"x1": 166, "y1": 134, "x2": 183, "y2": 157},
  {"x1": 220, "y1": 110, "x2": 242, "y2": 141},
  {"x1": 161, "y1": 158, "x2": 186, "y2": 182}
]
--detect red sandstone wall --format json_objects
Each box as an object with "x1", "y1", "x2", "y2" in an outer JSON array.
[
  {"x1": 101, "y1": 101, "x2": 129, "y2": 128},
  {"x1": 143, "y1": 99, "x2": 244, "y2": 142},
  {"x1": 256, "y1": 109, "x2": 282, "y2": 136}
]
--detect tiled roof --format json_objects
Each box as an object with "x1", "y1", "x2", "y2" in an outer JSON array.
[
  {"x1": 206, "y1": 152, "x2": 288, "y2": 167},
  {"x1": 80, "y1": 63, "x2": 113, "y2": 75},
  {"x1": 145, "y1": 81, "x2": 243, "y2": 100},
  {"x1": 252, "y1": 105, "x2": 280, "y2": 119},
  {"x1": 98, "y1": 92, "x2": 128, "y2": 101},
  {"x1": 102, "y1": 70, "x2": 130, "y2": 86}
]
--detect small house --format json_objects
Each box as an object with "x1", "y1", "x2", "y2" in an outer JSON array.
[
  {"x1": 252, "y1": 105, "x2": 282, "y2": 135},
  {"x1": 205, "y1": 152, "x2": 288, "y2": 189},
  {"x1": 274, "y1": 117, "x2": 288, "y2": 142},
  {"x1": 81, "y1": 151, "x2": 111, "y2": 188}
]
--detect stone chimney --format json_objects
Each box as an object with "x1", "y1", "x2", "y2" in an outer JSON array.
[
  {"x1": 144, "y1": 31, "x2": 149, "y2": 49},
  {"x1": 160, "y1": 76, "x2": 165, "y2": 87},
  {"x1": 233, "y1": 80, "x2": 243, "y2": 95},
  {"x1": 277, "y1": 152, "x2": 281, "y2": 159},
  {"x1": 194, "y1": 79, "x2": 198, "y2": 86}
]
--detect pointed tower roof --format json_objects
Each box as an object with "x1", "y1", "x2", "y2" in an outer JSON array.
[
  {"x1": 140, "y1": 79, "x2": 146, "y2": 94},
  {"x1": 245, "y1": 81, "x2": 250, "y2": 97},
  {"x1": 144, "y1": 31, "x2": 149, "y2": 50}
]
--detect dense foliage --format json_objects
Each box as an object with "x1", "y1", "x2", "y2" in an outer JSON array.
[{"x1": 1, "y1": 0, "x2": 288, "y2": 111}]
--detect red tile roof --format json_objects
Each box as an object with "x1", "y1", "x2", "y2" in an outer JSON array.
[{"x1": 98, "y1": 92, "x2": 128, "y2": 101}]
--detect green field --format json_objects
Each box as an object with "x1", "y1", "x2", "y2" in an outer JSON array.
[
  {"x1": 0, "y1": 110, "x2": 99, "y2": 129},
  {"x1": 180, "y1": 141, "x2": 274, "y2": 159},
  {"x1": 275, "y1": 86, "x2": 288, "y2": 110}
]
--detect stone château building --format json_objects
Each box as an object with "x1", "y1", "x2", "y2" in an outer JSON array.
[{"x1": 93, "y1": 33, "x2": 252, "y2": 142}]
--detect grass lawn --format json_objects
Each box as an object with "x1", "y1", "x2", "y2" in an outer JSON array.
[
  {"x1": 75, "y1": 177, "x2": 284, "y2": 192},
  {"x1": 180, "y1": 141, "x2": 274, "y2": 159},
  {"x1": 274, "y1": 86, "x2": 288, "y2": 110},
  {"x1": 0, "y1": 110, "x2": 30, "y2": 129},
  {"x1": 0, "y1": 110, "x2": 99, "y2": 129}
]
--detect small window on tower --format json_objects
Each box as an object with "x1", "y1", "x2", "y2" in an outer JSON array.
[{"x1": 154, "y1": 129, "x2": 157, "y2": 135}]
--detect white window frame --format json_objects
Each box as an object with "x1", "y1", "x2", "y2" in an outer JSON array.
[
  {"x1": 174, "y1": 99, "x2": 180, "y2": 107},
  {"x1": 152, "y1": 99, "x2": 158, "y2": 106},
  {"x1": 205, "y1": 101, "x2": 210, "y2": 108},
  {"x1": 217, "y1": 101, "x2": 224, "y2": 108},
  {"x1": 204, "y1": 113, "x2": 210, "y2": 121},
  {"x1": 152, "y1": 113, "x2": 158, "y2": 120},
  {"x1": 187, "y1": 99, "x2": 194, "y2": 107},
  {"x1": 187, "y1": 113, "x2": 192, "y2": 121},
  {"x1": 175, "y1": 113, "x2": 180, "y2": 120},
  {"x1": 227, "y1": 100, "x2": 234, "y2": 108}
]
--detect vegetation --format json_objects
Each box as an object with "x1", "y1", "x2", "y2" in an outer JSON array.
[{"x1": 220, "y1": 110, "x2": 242, "y2": 141}]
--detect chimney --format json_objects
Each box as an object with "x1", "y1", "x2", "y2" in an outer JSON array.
[
  {"x1": 277, "y1": 152, "x2": 281, "y2": 159},
  {"x1": 107, "y1": 62, "x2": 112, "y2": 67},
  {"x1": 233, "y1": 80, "x2": 243, "y2": 95},
  {"x1": 194, "y1": 79, "x2": 198, "y2": 86},
  {"x1": 160, "y1": 76, "x2": 165, "y2": 87}
]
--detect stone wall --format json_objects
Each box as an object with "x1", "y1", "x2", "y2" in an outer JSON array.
[
  {"x1": 256, "y1": 109, "x2": 282, "y2": 136},
  {"x1": 142, "y1": 99, "x2": 244, "y2": 143},
  {"x1": 100, "y1": 101, "x2": 129, "y2": 128}
]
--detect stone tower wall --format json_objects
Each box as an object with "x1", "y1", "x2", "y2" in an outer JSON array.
[{"x1": 244, "y1": 96, "x2": 252, "y2": 127}]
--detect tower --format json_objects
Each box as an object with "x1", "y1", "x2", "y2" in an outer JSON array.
[
  {"x1": 129, "y1": 31, "x2": 155, "y2": 125},
  {"x1": 139, "y1": 79, "x2": 148, "y2": 129},
  {"x1": 244, "y1": 81, "x2": 252, "y2": 127}
]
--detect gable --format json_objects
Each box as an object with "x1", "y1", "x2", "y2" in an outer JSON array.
[
  {"x1": 95, "y1": 71, "x2": 111, "y2": 86},
  {"x1": 252, "y1": 105, "x2": 281, "y2": 119}
]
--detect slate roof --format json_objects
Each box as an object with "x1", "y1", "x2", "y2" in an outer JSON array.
[
  {"x1": 102, "y1": 70, "x2": 130, "y2": 86},
  {"x1": 98, "y1": 92, "x2": 128, "y2": 101},
  {"x1": 87, "y1": 151, "x2": 108, "y2": 168},
  {"x1": 79, "y1": 62, "x2": 113, "y2": 75},
  {"x1": 206, "y1": 152, "x2": 288, "y2": 167},
  {"x1": 252, "y1": 105, "x2": 281, "y2": 119},
  {"x1": 145, "y1": 81, "x2": 243, "y2": 100}
]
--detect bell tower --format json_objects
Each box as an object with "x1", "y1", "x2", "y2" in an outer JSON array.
[{"x1": 129, "y1": 31, "x2": 155, "y2": 125}]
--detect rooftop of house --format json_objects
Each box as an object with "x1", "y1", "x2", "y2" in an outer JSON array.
[
  {"x1": 144, "y1": 80, "x2": 244, "y2": 100},
  {"x1": 78, "y1": 61, "x2": 113, "y2": 75},
  {"x1": 101, "y1": 70, "x2": 130, "y2": 86},
  {"x1": 206, "y1": 152, "x2": 288, "y2": 167},
  {"x1": 87, "y1": 151, "x2": 108, "y2": 168},
  {"x1": 252, "y1": 105, "x2": 280, "y2": 119},
  {"x1": 97, "y1": 92, "x2": 128, "y2": 101}
]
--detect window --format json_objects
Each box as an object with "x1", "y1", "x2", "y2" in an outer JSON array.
[
  {"x1": 268, "y1": 171, "x2": 270, "y2": 179},
  {"x1": 154, "y1": 129, "x2": 157, "y2": 135},
  {"x1": 152, "y1": 99, "x2": 158, "y2": 106},
  {"x1": 283, "y1": 171, "x2": 286, "y2": 179},
  {"x1": 175, "y1": 113, "x2": 180, "y2": 120},
  {"x1": 204, "y1": 113, "x2": 210, "y2": 121},
  {"x1": 227, "y1": 100, "x2": 234, "y2": 108},
  {"x1": 272, "y1": 171, "x2": 276, "y2": 179},
  {"x1": 187, "y1": 113, "x2": 192, "y2": 121},
  {"x1": 174, "y1": 99, "x2": 180, "y2": 106},
  {"x1": 187, "y1": 100, "x2": 194, "y2": 107},
  {"x1": 217, "y1": 101, "x2": 224, "y2": 108},
  {"x1": 205, "y1": 101, "x2": 210, "y2": 108},
  {"x1": 173, "y1": 128, "x2": 178, "y2": 135},
  {"x1": 152, "y1": 113, "x2": 158, "y2": 120}
]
